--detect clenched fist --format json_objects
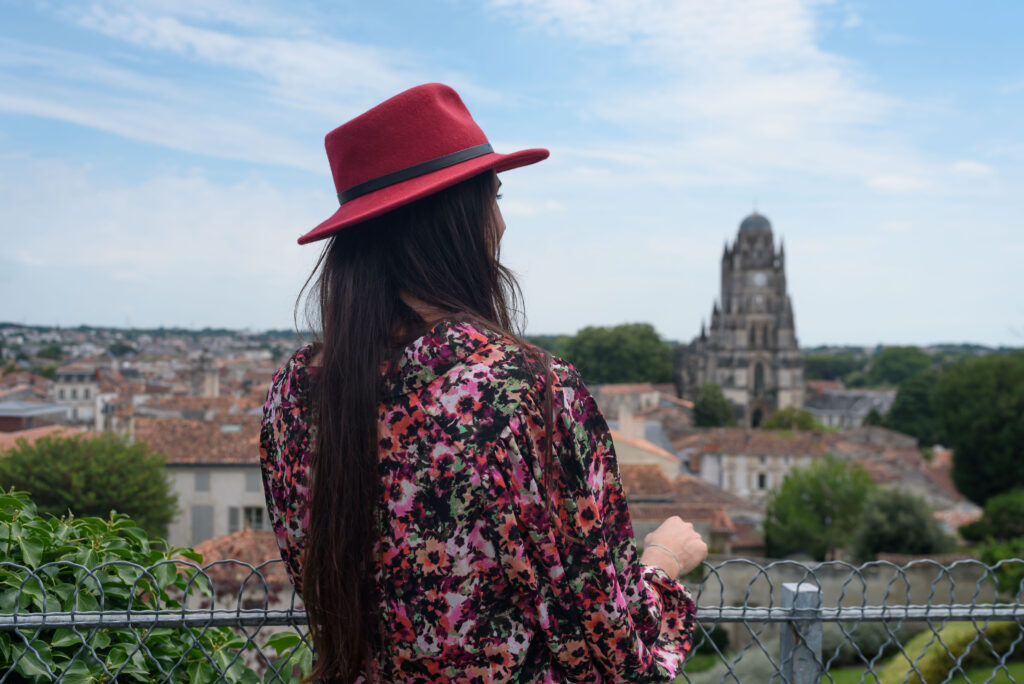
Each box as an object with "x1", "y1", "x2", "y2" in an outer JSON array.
[{"x1": 641, "y1": 516, "x2": 708, "y2": 576}]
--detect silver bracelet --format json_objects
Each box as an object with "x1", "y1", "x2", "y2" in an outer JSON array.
[{"x1": 646, "y1": 543, "x2": 681, "y2": 574}]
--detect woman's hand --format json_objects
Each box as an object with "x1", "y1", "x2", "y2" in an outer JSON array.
[{"x1": 641, "y1": 516, "x2": 708, "y2": 577}]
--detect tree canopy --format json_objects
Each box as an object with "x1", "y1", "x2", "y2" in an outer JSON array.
[
  {"x1": 935, "y1": 352, "x2": 1024, "y2": 505},
  {"x1": 549, "y1": 323, "x2": 674, "y2": 384},
  {"x1": 867, "y1": 346, "x2": 932, "y2": 386},
  {"x1": 960, "y1": 490, "x2": 1024, "y2": 543},
  {"x1": 693, "y1": 383, "x2": 737, "y2": 427},
  {"x1": 761, "y1": 407, "x2": 826, "y2": 431},
  {"x1": 0, "y1": 434, "x2": 178, "y2": 539},
  {"x1": 851, "y1": 488, "x2": 953, "y2": 562},
  {"x1": 764, "y1": 454, "x2": 876, "y2": 561},
  {"x1": 883, "y1": 369, "x2": 947, "y2": 446},
  {"x1": 803, "y1": 353, "x2": 864, "y2": 381}
]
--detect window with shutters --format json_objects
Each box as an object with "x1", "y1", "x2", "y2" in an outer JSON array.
[
  {"x1": 195, "y1": 471, "x2": 210, "y2": 492},
  {"x1": 228, "y1": 506, "x2": 240, "y2": 534},
  {"x1": 244, "y1": 506, "x2": 265, "y2": 530},
  {"x1": 190, "y1": 505, "x2": 214, "y2": 545},
  {"x1": 245, "y1": 471, "x2": 261, "y2": 493}
]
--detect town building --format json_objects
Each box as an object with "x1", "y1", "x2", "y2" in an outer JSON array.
[
  {"x1": 135, "y1": 414, "x2": 266, "y2": 548},
  {"x1": 804, "y1": 387, "x2": 897, "y2": 430},
  {"x1": 53, "y1": 364, "x2": 100, "y2": 423},
  {"x1": 677, "y1": 213, "x2": 805, "y2": 426},
  {"x1": 0, "y1": 400, "x2": 70, "y2": 432},
  {"x1": 677, "y1": 428, "x2": 831, "y2": 504}
]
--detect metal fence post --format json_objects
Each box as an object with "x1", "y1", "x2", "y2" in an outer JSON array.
[{"x1": 780, "y1": 582, "x2": 822, "y2": 684}]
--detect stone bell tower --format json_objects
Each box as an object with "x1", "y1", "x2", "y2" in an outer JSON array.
[{"x1": 677, "y1": 213, "x2": 804, "y2": 426}]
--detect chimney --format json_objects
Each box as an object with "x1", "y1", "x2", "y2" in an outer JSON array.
[{"x1": 618, "y1": 403, "x2": 636, "y2": 441}]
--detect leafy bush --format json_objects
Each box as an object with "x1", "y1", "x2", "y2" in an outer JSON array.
[
  {"x1": 976, "y1": 539, "x2": 1024, "y2": 599},
  {"x1": 822, "y1": 622, "x2": 908, "y2": 668},
  {"x1": 960, "y1": 490, "x2": 1024, "y2": 543},
  {"x1": 0, "y1": 490, "x2": 309, "y2": 682},
  {"x1": 877, "y1": 621, "x2": 1024, "y2": 684},
  {"x1": 761, "y1": 407, "x2": 826, "y2": 431},
  {"x1": 694, "y1": 383, "x2": 738, "y2": 427},
  {"x1": 0, "y1": 434, "x2": 177, "y2": 539},
  {"x1": 851, "y1": 488, "x2": 954, "y2": 562},
  {"x1": 685, "y1": 635, "x2": 781, "y2": 684},
  {"x1": 693, "y1": 623, "x2": 730, "y2": 657}
]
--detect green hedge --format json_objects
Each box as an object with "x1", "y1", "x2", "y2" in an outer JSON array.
[
  {"x1": 0, "y1": 490, "x2": 310, "y2": 682},
  {"x1": 878, "y1": 621, "x2": 1024, "y2": 684}
]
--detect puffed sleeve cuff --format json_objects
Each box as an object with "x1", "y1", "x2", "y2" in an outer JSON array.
[{"x1": 637, "y1": 564, "x2": 698, "y2": 678}]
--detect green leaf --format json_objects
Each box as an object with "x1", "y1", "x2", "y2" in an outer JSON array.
[
  {"x1": 152, "y1": 562, "x2": 177, "y2": 589},
  {"x1": 188, "y1": 659, "x2": 215, "y2": 684},
  {"x1": 59, "y1": 659, "x2": 94, "y2": 684},
  {"x1": 13, "y1": 640, "x2": 53, "y2": 679},
  {"x1": 51, "y1": 628, "x2": 82, "y2": 648},
  {"x1": 17, "y1": 536, "x2": 43, "y2": 568},
  {"x1": 263, "y1": 631, "x2": 301, "y2": 656}
]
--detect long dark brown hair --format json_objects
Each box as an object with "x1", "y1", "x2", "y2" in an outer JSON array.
[{"x1": 296, "y1": 170, "x2": 532, "y2": 681}]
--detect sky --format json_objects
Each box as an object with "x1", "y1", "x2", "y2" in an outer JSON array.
[{"x1": 1, "y1": 0, "x2": 1022, "y2": 347}]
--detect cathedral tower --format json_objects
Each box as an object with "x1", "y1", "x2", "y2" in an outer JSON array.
[{"x1": 677, "y1": 213, "x2": 804, "y2": 426}]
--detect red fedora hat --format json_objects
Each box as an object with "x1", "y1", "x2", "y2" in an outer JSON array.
[{"x1": 298, "y1": 83, "x2": 549, "y2": 245}]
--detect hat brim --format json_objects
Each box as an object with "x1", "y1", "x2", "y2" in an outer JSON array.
[{"x1": 297, "y1": 148, "x2": 549, "y2": 245}]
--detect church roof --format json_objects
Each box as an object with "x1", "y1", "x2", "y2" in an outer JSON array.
[{"x1": 739, "y1": 212, "x2": 772, "y2": 233}]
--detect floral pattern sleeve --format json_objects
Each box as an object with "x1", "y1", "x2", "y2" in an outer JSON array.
[{"x1": 494, "y1": 359, "x2": 696, "y2": 682}]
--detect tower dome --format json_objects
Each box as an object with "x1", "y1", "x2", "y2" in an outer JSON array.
[{"x1": 739, "y1": 212, "x2": 772, "y2": 233}]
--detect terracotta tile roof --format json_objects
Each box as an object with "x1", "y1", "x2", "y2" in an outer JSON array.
[
  {"x1": 656, "y1": 393, "x2": 694, "y2": 410},
  {"x1": 148, "y1": 396, "x2": 246, "y2": 414},
  {"x1": 710, "y1": 508, "x2": 736, "y2": 534},
  {"x1": 933, "y1": 508, "x2": 982, "y2": 532},
  {"x1": 136, "y1": 416, "x2": 260, "y2": 465},
  {"x1": 191, "y1": 528, "x2": 291, "y2": 591},
  {"x1": 731, "y1": 520, "x2": 764, "y2": 550},
  {"x1": 673, "y1": 474, "x2": 762, "y2": 512},
  {"x1": 594, "y1": 383, "x2": 657, "y2": 396},
  {"x1": 674, "y1": 428, "x2": 831, "y2": 457},
  {"x1": 0, "y1": 425, "x2": 80, "y2": 452},
  {"x1": 619, "y1": 464, "x2": 674, "y2": 499},
  {"x1": 805, "y1": 379, "x2": 844, "y2": 395},
  {"x1": 609, "y1": 429, "x2": 680, "y2": 464}
]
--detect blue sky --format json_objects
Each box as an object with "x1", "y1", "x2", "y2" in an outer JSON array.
[{"x1": 1, "y1": 0, "x2": 1021, "y2": 346}]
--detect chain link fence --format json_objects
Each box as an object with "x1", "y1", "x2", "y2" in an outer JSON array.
[{"x1": 3, "y1": 557, "x2": 1024, "y2": 682}]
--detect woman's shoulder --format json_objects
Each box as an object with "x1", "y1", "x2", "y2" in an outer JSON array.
[{"x1": 263, "y1": 343, "x2": 317, "y2": 417}]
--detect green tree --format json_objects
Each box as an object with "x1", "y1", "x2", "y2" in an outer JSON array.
[
  {"x1": 863, "y1": 408, "x2": 884, "y2": 426},
  {"x1": 851, "y1": 488, "x2": 953, "y2": 562},
  {"x1": 935, "y1": 353, "x2": 1024, "y2": 505},
  {"x1": 0, "y1": 434, "x2": 178, "y2": 538},
  {"x1": 35, "y1": 343, "x2": 64, "y2": 360},
  {"x1": 867, "y1": 346, "x2": 931, "y2": 386},
  {"x1": 761, "y1": 407, "x2": 826, "y2": 431},
  {"x1": 693, "y1": 383, "x2": 737, "y2": 427},
  {"x1": 803, "y1": 353, "x2": 864, "y2": 381},
  {"x1": 959, "y1": 490, "x2": 1024, "y2": 542},
  {"x1": 883, "y1": 369, "x2": 947, "y2": 446},
  {"x1": 764, "y1": 454, "x2": 876, "y2": 561},
  {"x1": 559, "y1": 323, "x2": 673, "y2": 384},
  {"x1": 843, "y1": 370, "x2": 868, "y2": 388},
  {"x1": 108, "y1": 341, "x2": 137, "y2": 357}
]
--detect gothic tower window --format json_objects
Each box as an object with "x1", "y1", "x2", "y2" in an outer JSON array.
[{"x1": 754, "y1": 363, "x2": 765, "y2": 397}]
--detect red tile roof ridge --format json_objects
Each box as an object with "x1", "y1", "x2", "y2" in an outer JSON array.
[{"x1": 609, "y1": 429, "x2": 680, "y2": 462}]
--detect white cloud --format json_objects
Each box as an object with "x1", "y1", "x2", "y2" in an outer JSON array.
[
  {"x1": 866, "y1": 174, "x2": 928, "y2": 192},
  {"x1": 0, "y1": 157, "x2": 327, "y2": 328},
  {"x1": 951, "y1": 160, "x2": 994, "y2": 176},
  {"x1": 488, "y1": 0, "x2": 931, "y2": 190}
]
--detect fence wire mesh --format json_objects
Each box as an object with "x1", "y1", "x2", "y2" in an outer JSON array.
[{"x1": 2, "y1": 557, "x2": 1024, "y2": 683}]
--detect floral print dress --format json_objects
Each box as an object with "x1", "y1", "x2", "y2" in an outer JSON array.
[{"x1": 259, "y1": 319, "x2": 696, "y2": 682}]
